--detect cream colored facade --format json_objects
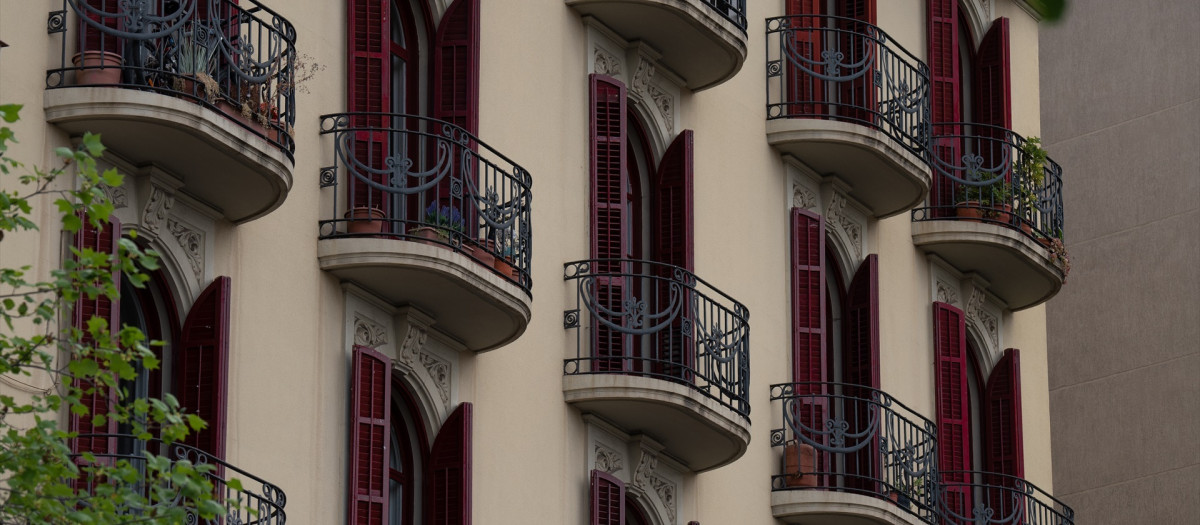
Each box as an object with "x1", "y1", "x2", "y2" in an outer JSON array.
[{"x1": 0, "y1": 0, "x2": 1069, "y2": 523}]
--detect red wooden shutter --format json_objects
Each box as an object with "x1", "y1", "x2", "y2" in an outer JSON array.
[
  {"x1": 785, "y1": 0, "x2": 825, "y2": 116},
  {"x1": 428, "y1": 402, "x2": 472, "y2": 525},
  {"x1": 349, "y1": 345, "x2": 391, "y2": 525},
  {"x1": 835, "y1": 0, "x2": 877, "y2": 125},
  {"x1": 984, "y1": 348, "x2": 1023, "y2": 518},
  {"x1": 590, "y1": 469, "x2": 625, "y2": 525},
  {"x1": 652, "y1": 130, "x2": 695, "y2": 379},
  {"x1": 933, "y1": 301, "x2": 972, "y2": 519},
  {"x1": 590, "y1": 74, "x2": 630, "y2": 372},
  {"x1": 927, "y1": 0, "x2": 961, "y2": 210},
  {"x1": 791, "y1": 209, "x2": 826, "y2": 385},
  {"x1": 175, "y1": 276, "x2": 230, "y2": 459},
  {"x1": 432, "y1": 0, "x2": 480, "y2": 135},
  {"x1": 347, "y1": 0, "x2": 391, "y2": 215},
  {"x1": 81, "y1": 0, "x2": 121, "y2": 55},
  {"x1": 843, "y1": 254, "x2": 879, "y2": 491},
  {"x1": 973, "y1": 18, "x2": 1013, "y2": 189},
  {"x1": 70, "y1": 215, "x2": 120, "y2": 457}
]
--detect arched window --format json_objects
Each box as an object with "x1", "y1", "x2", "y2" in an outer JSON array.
[{"x1": 387, "y1": 382, "x2": 429, "y2": 525}]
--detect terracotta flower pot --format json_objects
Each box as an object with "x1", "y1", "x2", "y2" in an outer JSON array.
[
  {"x1": 494, "y1": 257, "x2": 517, "y2": 280},
  {"x1": 956, "y1": 201, "x2": 984, "y2": 222},
  {"x1": 72, "y1": 51, "x2": 123, "y2": 85},
  {"x1": 345, "y1": 207, "x2": 386, "y2": 234},
  {"x1": 783, "y1": 442, "x2": 817, "y2": 488},
  {"x1": 409, "y1": 226, "x2": 442, "y2": 245},
  {"x1": 472, "y1": 240, "x2": 495, "y2": 267}
]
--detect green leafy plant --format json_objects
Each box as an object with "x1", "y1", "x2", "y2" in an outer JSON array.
[
  {"x1": 172, "y1": 30, "x2": 218, "y2": 103},
  {"x1": 0, "y1": 103, "x2": 235, "y2": 523},
  {"x1": 1015, "y1": 137, "x2": 1048, "y2": 212}
]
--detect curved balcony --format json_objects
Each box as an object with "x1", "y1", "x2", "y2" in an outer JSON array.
[
  {"x1": 766, "y1": 15, "x2": 931, "y2": 218},
  {"x1": 562, "y1": 259, "x2": 749, "y2": 472},
  {"x1": 770, "y1": 383, "x2": 938, "y2": 525},
  {"x1": 566, "y1": 0, "x2": 747, "y2": 90},
  {"x1": 44, "y1": 0, "x2": 296, "y2": 223},
  {"x1": 317, "y1": 113, "x2": 532, "y2": 352},
  {"x1": 911, "y1": 123, "x2": 1066, "y2": 310},
  {"x1": 70, "y1": 434, "x2": 286, "y2": 523},
  {"x1": 938, "y1": 471, "x2": 1075, "y2": 525}
]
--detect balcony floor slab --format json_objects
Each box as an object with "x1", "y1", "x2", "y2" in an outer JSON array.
[{"x1": 772, "y1": 490, "x2": 929, "y2": 525}]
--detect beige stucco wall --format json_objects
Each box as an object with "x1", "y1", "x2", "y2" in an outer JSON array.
[{"x1": 0, "y1": 0, "x2": 1061, "y2": 523}]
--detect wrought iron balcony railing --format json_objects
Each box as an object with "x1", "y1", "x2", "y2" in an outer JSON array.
[
  {"x1": 47, "y1": 0, "x2": 298, "y2": 155},
  {"x1": 766, "y1": 14, "x2": 931, "y2": 160},
  {"x1": 703, "y1": 0, "x2": 747, "y2": 32},
  {"x1": 69, "y1": 434, "x2": 286, "y2": 524},
  {"x1": 912, "y1": 123, "x2": 1065, "y2": 243},
  {"x1": 770, "y1": 382, "x2": 939, "y2": 523},
  {"x1": 938, "y1": 471, "x2": 1075, "y2": 525},
  {"x1": 564, "y1": 259, "x2": 750, "y2": 418},
  {"x1": 318, "y1": 112, "x2": 533, "y2": 292}
]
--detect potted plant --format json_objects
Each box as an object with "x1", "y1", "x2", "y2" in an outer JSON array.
[
  {"x1": 344, "y1": 206, "x2": 386, "y2": 234},
  {"x1": 955, "y1": 179, "x2": 1011, "y2": 222},
  {"x1": 493, "y1": 234, "x2": 518, "y2": 280},
  {"x1": 244, "y1": 52, "x2": 323, "y2": 142},
  {"x1": 412, "y1": 202, "x2": 464, "y2": 246},
  {"x1": 783, "y1": 441, "x2": 817, "y2": 488},
  {"x1": 171, "y1": 30, "x2": 218, "y2": 104},
  {"x1": 888, "y1": 477, "x2": 924, "y2": 510},
  {"x1": 73, "y1": 48, "x2": 123, "y2": 85},
  {"x1": 1013, "y1": 137, "x2": 1048, "y2": 233}
]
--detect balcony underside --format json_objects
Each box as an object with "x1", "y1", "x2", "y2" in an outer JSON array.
[
  {"x1": 767, "y1": 119, "x2": 930, "y2": 218},
  {"x1": 563, "y1": 373, "x2": 750, "y2": 472},
  {"x1": 567, "y1": 0, "x2": 747, "y2": 90},
  {"x1": 911, "y1": 221, "x2": 1064, "y2": 310},
  {"x1": 318, "y1": 237, "x2": 531, "y2": 351},
  {"x1": 772, "y1": 490, "x2": 927, "y2": 525},
  {"x1": 44, "y1": 88, "x2": 292, "y2": 224}
]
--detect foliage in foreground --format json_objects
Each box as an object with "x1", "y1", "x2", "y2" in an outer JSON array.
[{"x1": 0, "y1": 104, "x2": 231, "y2": 523}]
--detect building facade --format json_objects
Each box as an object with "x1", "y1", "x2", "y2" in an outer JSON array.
[
  {"x1": 0, "y1": 0, "x2": 1074, "y2": 523},
  {"x1": 1040, "y1": 1, "x2": 1200, "y2": 524}
]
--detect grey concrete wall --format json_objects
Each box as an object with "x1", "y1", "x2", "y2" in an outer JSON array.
[{"x1": 1040, "y1": 0, "x2": 1200, "y2": 523}]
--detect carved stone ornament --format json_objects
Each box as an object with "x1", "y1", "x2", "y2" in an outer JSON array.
[
  {"x1": 418, "y1": 352, "x2": 451, "y2": 403},
  {"x1": 936, "y1": 279, "x2": 960, "y2": 306},
  {"x1": 965, "y1": 288, "x2": 999, "y2": 350},
  {"x1": 102, "y1": 184, "x2": 129, "y2": 209},
  {"x1": 792, "y1": 185, "x2": 817, "y2": 210},
  {"x1": 632, "y1": 58, "x2": 655, "y2": 94},
  {"x1": 594, "y1": 48, "x2": 622, "y2": 77},
  {"x1": 633, "y1": 450, "x2": 657, "y2": 489},
  {"x1": 632, "y1": 449, "x2": 677, "y2": 523},
  {"x1": 825, "y1": 192, "x2": 863, "y2": 261},
  {"x1": 646, "y1": 84, "x2": 674, "y2": 135},
  {"x1": 651, "y1": 476, "x2": 677, "y2": 523},
  {"x1": 397, "y1": 323, "x2": 427, "y2": 367},
  {"x1": 166, "y1": 218, "x2": 203, "y2": 280},
  {"x1": 354, "y1": 315, "x2": 388, "y2": 348},
  {"x1": 594, "y1": 443, "x2": 624, "y2": 474},
  {"x1": 141, "y1": 184, "x2": 175, "y2": 235}
]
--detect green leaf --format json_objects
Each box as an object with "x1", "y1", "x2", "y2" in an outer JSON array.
[{"x1": 0, "y1": 104, "x2": 20, "y2": 123}]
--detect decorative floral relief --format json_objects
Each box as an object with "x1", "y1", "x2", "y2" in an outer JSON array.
[
  {"x1": 594, "y1": 444, "x2": 624, "y2": 474},
  {"x1": 353, "y1": 315, "x2": 388, "y2": 349},
  {"x1": 646, "y1": 84, "x2": 674, "y2": 135},
  {"x1": 792, "y1": 186, "x2": 817, "y2": 210},
  {"x1": 102, "y1": 184, "x2": 128, "y2": 209},
  {"x1": 632, "y1": 449, "x2": 677, "y2": 523},
  {"x1": 825, "y1": 193, "x2": 863, "y2": 261},
  {"x1": 632, "y1": 58, "x2": 654, "y2": 94},
  {"x1": 594, "y1": 48, "x2": 622, "y2": 77},
  {"x1": 418, "y1": 353, "x2": 450, "y2": 403},
  {"x1": 166, "y1": 219, "x2": 204, "y2": 280},
  {"x1": 397, "y1": 323, "x2": 427, "y2": 367},
  {"x1": 965, "y1": 287, "x2": 999, "y2": 350},
  {"x1": 936, "y1": 279, "x2": 960, "y2": 306},
  {"x1": 650, "y1": 477, "x2": 677, "y2": 523},
  {"x1": 141, "y1": 184, "x2": 174, "y2": 235}
]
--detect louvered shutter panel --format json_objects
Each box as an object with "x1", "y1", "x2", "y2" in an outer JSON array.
[
  {"x1": 349, "y1": 345, "x2": 391, "y2": 525},
  {"x1": 590, "y1": 74, "x2": 630, "y2": 372},
  {"x1": 652, "y1": 130, "x2": 694, "y2": 380},
  {"x1": 973, "y1": 18, "x2": 1013, "y2": 192},
  {"x1": 843, "y1": 254, "x2": 879, "y2": 491},
  {"x1": 175, "y1": 276, "x2": 230, "y2": 459},
  {"x1": 428, "y1": 402, "x2": 472, "y2": 525},
  {"x1": 785, "y1": 0, "x2": 826, "y2": 117},
  {"x1": 790, "y1": 209, "x2": 828, "y2": 483},
  {"x1": 933, "y1": 301, "x2": 972, "y2": 520},
  {"x1": 347, "y1": 0, "x2": 392, "y2": 218},
  {"x1": 431, "y1": 0, "x2": 481, "y2": 236},
  {"x1": 70, "y1": 215, "x2": 120, "y2": 458},
  {"x1": 81, "y1": 0, "x2": 122, "y2": 55},
  {"x1": 927, "y1": 0, "x2": 961, "y2": 210},
  {"x1": 590, "y1": 469, "x2": 625, "y2": 525},
  {"x1": 835, "y1": 0, "x2": 877, "y2": 125},
  {"x1": 984, "y1": 348, "x2": 1024, "y2": 518}
]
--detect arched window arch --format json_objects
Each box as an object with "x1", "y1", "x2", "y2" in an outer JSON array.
[{"x1": 387, "y1": 379, "x2": 430, "y2": 525}]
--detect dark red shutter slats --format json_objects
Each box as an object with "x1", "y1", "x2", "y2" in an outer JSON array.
[
  {"x1": 428, "y1": 402, "x2": 472, "y2": 525},
  {"x1": 349, "y1": 345, "x2": 391, "y2": 525},
  {"x1": 973, "y1": 18, "x2": 1013, "y2": 187},
  {"x1": 791, "y1": 209, "x2": 826, "y2": 385},
  {"x1": 590, "y1": 469, "x2": 625, "y2": 525},
  {"x1": 590, "y1": 74, "x2": 630, "y2": 372},
  {"x1": 927, "y1": 0, "x2": 961, "y2": 210},
  {"x1": 81, "y1": 0, "x2": 122, "y2": 55},
  {"x1": 652, "y1": 130, "x2": 695, "y2": 379},
  {"x1": 933, "y1": 301, "x2": 972, "y2": 519},
  {"x1": 176, "y1": 276, "x2": 231, "y2": 459},
  {"x1": 70, "y1": 215, "x2": 120, "y2": 457},
  {"x1": 835, "y1": 0, "x2": 878, "y2": 125},
  {"x1": 843, "y1": 254, "x2": 880, "y2": 491},
  {"x1": 347, "y1": 0, "x2": 391, "y2": 214},
  {"x1": 432, "y1": 0, "x2": 480, "y2": 136},
  {"x1": 785, "y1": 0, "x2": 825, "y2": 116},
  {"x1": 984, "y1": 348, "x2": 1024, "y2": 517}
]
